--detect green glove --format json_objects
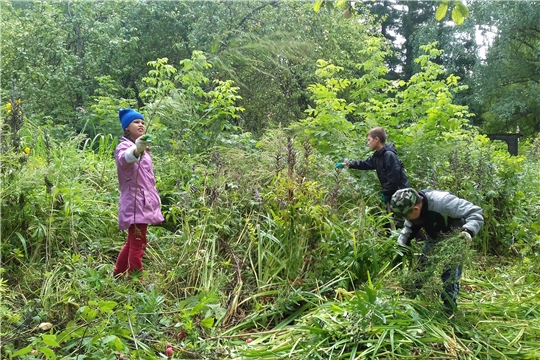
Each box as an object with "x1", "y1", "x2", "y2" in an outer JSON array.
[
  {"x1": 381, "y1": 193, "x2": 389, "y2": 203},
  {"x1": 335, "y1": 162, "x2": 344, "y2": 169}
]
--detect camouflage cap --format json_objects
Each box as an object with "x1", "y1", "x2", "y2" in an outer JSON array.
[{"x1": 391, "y1": 188, "x2": 419, "y2": 219}]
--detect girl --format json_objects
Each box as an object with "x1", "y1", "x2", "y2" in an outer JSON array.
[{"x1": 113, "y1": 108, "x2": 164, "y2": 278}]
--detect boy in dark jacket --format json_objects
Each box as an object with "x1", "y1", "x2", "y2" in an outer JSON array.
[
  {"x1": 390, "y1": 188, "x2": 484, "y2": 310},
  {"x1": 335, "y1": 127, "x2": 410, "y2": 208}
]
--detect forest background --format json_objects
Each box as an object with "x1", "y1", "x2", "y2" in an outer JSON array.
[{"x1": 1, "y1": 0, "x2": 539, "y2": 359}]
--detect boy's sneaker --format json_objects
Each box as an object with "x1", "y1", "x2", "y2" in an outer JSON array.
[{"x1": 443, "y1": 300, "x2": 457, "y2": 316}]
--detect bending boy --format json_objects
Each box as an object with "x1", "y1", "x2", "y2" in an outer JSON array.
[{"x1": 390, "y1": 188, "x2": 484, "y2": 310}]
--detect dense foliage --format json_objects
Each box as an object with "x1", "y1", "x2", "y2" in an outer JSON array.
[
  {"x1": 471, "y1": 0, "x2": 540, "y2": 135},
  {"x1": 1, "y1": 1, "x2": 540, "y2": 359},
  {"x1": 2, "y1": 0, "x2": 539, "y2": 139}
]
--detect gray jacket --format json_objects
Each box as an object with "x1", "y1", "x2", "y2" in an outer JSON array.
[{"x1": 397, "y1": 190, "x2": 484, "y2": 246}]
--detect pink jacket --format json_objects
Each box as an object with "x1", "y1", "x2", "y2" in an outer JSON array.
[{"x1": 115, "y1": 137, "x2": 164, "y2": 230}]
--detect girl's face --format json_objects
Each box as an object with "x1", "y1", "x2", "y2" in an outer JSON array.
[{"x1": 127, "y1": 119, "x2": 146, "y2": 140}]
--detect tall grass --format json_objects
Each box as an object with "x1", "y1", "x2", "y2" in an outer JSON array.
[{"x1": 2, "y1": 127, "x2": 540, "y2": 359}]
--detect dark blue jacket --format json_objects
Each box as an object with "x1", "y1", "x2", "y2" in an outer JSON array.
[{"x1": 348, "y1": 143, "x2": 409, "y2": 198}]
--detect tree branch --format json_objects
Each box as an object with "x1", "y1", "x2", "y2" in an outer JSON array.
[
  {"x1": 508, "y1": 34, "x2": 538, "y2": 52},
  {"x1": 499, "y1": 78, "x2": 540, "y2": 87},
  {"x1": 237, "y1": 1, "x2": 278, "y2": 29}
]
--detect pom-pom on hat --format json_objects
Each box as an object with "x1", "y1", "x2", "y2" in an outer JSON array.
[
  {"x1": 391, "y1": 188, "x2": 420, "y2": 219},
  {"x1": 119, "y1": 108, "x2": 144, "y2": 130}
]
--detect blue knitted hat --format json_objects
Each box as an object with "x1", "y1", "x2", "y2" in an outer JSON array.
[{"x1": 119, "y1": 108, "x2": 144, "y2": 130}]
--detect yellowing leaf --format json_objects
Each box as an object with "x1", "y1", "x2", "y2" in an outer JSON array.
[
  {"x1": 435, "y1": 3, "x2": 448, "y2": 21},
  {"x1": 39, "y1": 322, "x2": 54, "y2": 331},
  {"x1": 452, "y1": 6, "x2": 465, "y2": 25},
  {"x1": 313, "y1": 0, "x2": 323, "y2": 13}
]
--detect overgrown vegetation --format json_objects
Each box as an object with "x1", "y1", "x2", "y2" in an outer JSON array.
[{"x1": 1, "y1": 15, "x2": 540, "y2": 360}]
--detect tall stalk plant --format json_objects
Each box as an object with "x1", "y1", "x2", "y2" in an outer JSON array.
[{"x1": 1, "y1": 128, "x2": 118, "y2": 273}]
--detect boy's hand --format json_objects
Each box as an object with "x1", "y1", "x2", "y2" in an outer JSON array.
[
  {"x1": 460, "y1": 231, "x2": 472, "y2": 241},
  {"x1": 335, "y1": 162, "x2": 348, "y2": 168},
  {"x1": 381, "y1": 193, "x2": 389, "y2": 203},
  {"x1": 397, "y1": 234, "x2": 410, "y2": 246}
]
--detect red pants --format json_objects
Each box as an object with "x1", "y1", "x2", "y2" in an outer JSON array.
[{"x1": 113, "y1": 224, "x2": 148, "y2": 277}]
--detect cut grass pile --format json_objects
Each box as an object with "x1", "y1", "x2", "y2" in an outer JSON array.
[{"x1": 233, "y1": 255, "x2": 540, "y2": 359}]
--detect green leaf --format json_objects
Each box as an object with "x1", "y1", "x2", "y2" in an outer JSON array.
[
  {"x1": 114, "y1": 336, "x2": 126, "y2": 351},
  {"x1": 313, "y1": 0, "x2": 323, "y2": 13},
  {"x1": 42, "y1": 334, "x2": 60, "y2": 347},
  {"x1": 365, "y1": 271, "x2": 377, "y2": 304},
  {"x1": 211, "y1": 40, "x2": 220, "y2": 54},
  {"x1": 11, "y1": 346, "x2": 33, "y2": 357},
  {"x1": 200, "y1": 317, "x2": 215, "y2": 328},
  {"x1": 38, "y1": 346, "x2": 57, "y2": 360},
  {"x1": 455, "y1": 1, "x2": 469, "y2": 18},
  {"x1": 435, "y1": 3, "x2": 448, "y2": 21},
  {"x1": 99, "y1": 300, "x2": 118, "y2": 312},
  {"x1": 13, "y1": 232, "x2": 28, "y2": 257},
  {"x1": 451, "y1": 6, "x2": 465, "y2": 25},
  {"x1": 102, "y1": 335, "x2": 117, "y2": 344},
  {"x1": 324, "y1": 1, "x2": 334, "y2": 10},
  {"x1": 82, "y1": 307, "x2": 98, "y2": 321}
]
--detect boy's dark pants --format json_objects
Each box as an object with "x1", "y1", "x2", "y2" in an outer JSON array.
[{"x1": 411, "y1": 239, "x2": 463, "y2": 309}]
